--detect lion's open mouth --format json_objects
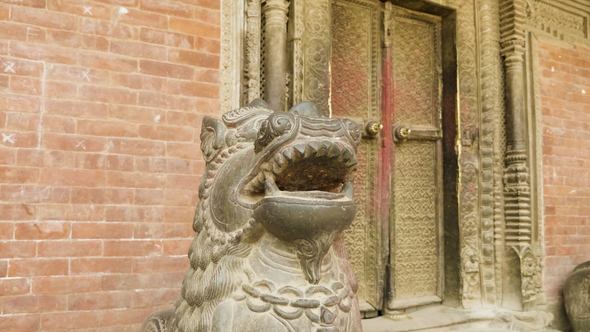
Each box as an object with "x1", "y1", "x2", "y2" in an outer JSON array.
[{"x1": 243, "y1": 140, "x2": 357, "y2": 201}]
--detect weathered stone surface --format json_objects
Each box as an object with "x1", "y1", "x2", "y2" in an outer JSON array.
[
  {"x1": 143, "y1": 100, "x2": 363, "y2": 332},
  {"x1": 564, "y1": 261, "x2": 590, "y2": 332}
]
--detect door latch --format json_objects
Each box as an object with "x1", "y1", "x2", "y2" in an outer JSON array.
[{"x1": 393, "y1": 125, "x2": 441, "y2": 142}]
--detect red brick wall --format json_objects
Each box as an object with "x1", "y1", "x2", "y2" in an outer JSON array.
[
  {"x1": 0, "y1": 1, "x2": 220, "y2": 331},
  {"x1": 540, "y1": 40, "x2": 590, "y2": 302}
]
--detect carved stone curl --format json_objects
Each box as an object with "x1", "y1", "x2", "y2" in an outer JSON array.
[{"x1": 143, "y1": 100, "x2": 363, "y2": 332}]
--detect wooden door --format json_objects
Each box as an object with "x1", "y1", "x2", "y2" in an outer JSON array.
[
  {"x1": 331, "y1": 0, "x2": 384, "y2": 316},
  {"x1": 387, "y1": 6, "x2": 444, "y2": 311},
  {"x1": 332, "y1": 0, "x2": 446, "y2": 315}
]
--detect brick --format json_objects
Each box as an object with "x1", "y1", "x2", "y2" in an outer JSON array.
[
  {"x1": 0, "y1": 22, "x2": 28, "y2": 40},
  {"x1": 135, "y1": 223, "x2": 193, "y2": 239},
  {"x1": 104, "y1": 205, "x2": 163, "y2": 222},
  {"x1": 0, "y1": 278, "x2": 30, "y2": 296},
  {"x1": 79, "y1": 85, "x2": 138, "y2": 105},
  {"x1": 103, "y1": 240, "x2": 162, "y2": 256},
  {"x1": 5, "y1": 112, "x2": 39, "y2": 131},
  {"x1": 193, "y1": 7, "x2": 220, "y2": 26},
  {"x1": 140, "y1": 59, "x2": 194, "y2": 79},
  {"x1": 0, "y1": 241, "x2": 36, "y2": 258},
  {"x1": 166, "y1": 142, "x2": 201, "y2": 160},
  {"x1": 43, "y1": 133, "x2": 107, "y2": 152},
  {"x1": 0, "y1": 148, "x2": 15, "y2": 165},
  {"x1": 109, "y1": 138, "x2": 165, "y2": 156},
  {"x1": 12, "y1": 6, "x2": 76, "y2": 30},
  {"x1": 39, "y1": 168, "x2": 105, "y2": 187},
  {"x1": 46, "y1": 100, "x2": 108, "y2": 119},
  {"x1": 138, "y1": 124, "x2": 193, "y2": 141},
  {"x1": 0, "y1": 56, "x2": 44, "y2": 77},
  {"x1": 0, "y1": 314, "x2": 40, "y2": 332},
  {"x1": 9, "y1": 75, "x2": 41, "y2": 95},
  {"x1": 10, "y1": 41, "x2": 77, "y2": 65},
  {"x1": 45, "y1": 29, "x2": 109, "y2": 51},
  {"x1": 79, "y1": 51, "x2": 138, "y2": 72},
  {"x1": 110, "y1": 40, "x2": 168, "y2": 60},
  {"x1": 138, "y1": 91, "x2": 196, "y2": 111},
  {"x1": 71, "y1": 257, "x2": 134, "y2": 274},
  {"x1": 15, "y1": 222, "x2": 69, "y2": 240},
  {"x1": 101, "y1": 272, "x2": 184, "y2": 290},
  {"x1": 140, "y1": 27, "x2": 194, "y2": 48},
  {"x1": 165, "y1": 79, "x2": 218, "y2": 98},
  {"x1": 0, "y1": 222, "x2": 14, "y2": 239},
  {"x1": 47, "y1": 0, "x2": 113, "y2": 20},
  {"x1": 168, "y1": 48, "x2": 219, "y2": 69},
  {"x1": 0, "y1": 166, "x2": 39, "y2": 184},
  {"x1": 133, "y1": 188, "x2": 164, "y2": 205},
  {"x1": 72, "y1": 222, "x2": 134, "y2": 239},
  {"x1": 38, "y1": 240, "x2": 102, "y2": 257},
  {"x1": 133, "y1": 256, "x2": 187, "y2": 273},
  {"x1": 44, "y1": 81, "x2": 78, "y2": 99},
  {"x1": 80, "y1": 17, "x2": 138, "y2": 40},
  {"x1": 0, "y1": 0, "x2": 46, "y2": 8},
  {"x1": 47, "y1": 64, "x2": 110, "y2": 85},
  {"x1": 0, "y1": 131, "x2": 38, "y2": 148},
  {"x1": 78, "y1": 119, "x2": 138, "y2": 137},
  {"x1": 68, "y1": 291, "x2": 133, "y2": 310},
  {"x1": 32, "y1": 275, "x2": 102, "y2": 294},
  {"x1": 8, "y1": 258, "x2": 68, "y2": 277},
  {"x1": 162, "y1": 238, "x2": 192, "y2": 254},
  {"x1": 42, "y1": 114, "x2": 76, "y2": 133},
  {"x1": 132, "y1": 288, "x2": 177, "y2": 308},
  {"x1": 0, "y1": 94, "x2": 40, "y2": 113},
  {"x1": 169, "y1": 17, "x2": 219, "y2": 38},
  {"x1": 40, "y1": 311, "x2": 101, "y2": 330},
  {"x1": 120, "y1": 8, "x2": 169, "y2": 29},
  {"x1": 109, "y1": 104, "x2": 164, "y2": 124},
  {"x1": 140, "y1": 0, "x2": 192, "y2": 17}
]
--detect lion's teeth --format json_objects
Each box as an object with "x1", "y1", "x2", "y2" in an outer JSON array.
[
  {"x1": 272, "y1": 161, "x2": 285, "y2": 174},
  {"x1": 327, "y1": 144, "x2": 340, "y2": 157},
  {"x1": 283, "y1": 149, "x2": 294, "y2": 161},
  {"x1": 342, "y1": 181, "x2": 353, "y2": 198},
  {"x1": 274, "y1": 154, "x2": 286, "y2": 166},
  {"x1": 293, "y1": 144, "x2": 306, "y2": 157},
  {"x1": 264, "y1": 176, "x2": 279, "y2": 195}
]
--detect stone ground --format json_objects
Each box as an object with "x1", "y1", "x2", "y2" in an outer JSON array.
[{"x1": 361, "y1": 305, "x2": 562, "y2": 332}]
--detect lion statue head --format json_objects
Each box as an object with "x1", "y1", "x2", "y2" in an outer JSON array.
[{"x1": 144, "y1": 100, "x2": 363, "y2": 332}]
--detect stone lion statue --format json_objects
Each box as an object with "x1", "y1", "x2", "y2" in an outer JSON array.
[{"x1": 143, "y1": 100, "x2": 363, "y2": 332}]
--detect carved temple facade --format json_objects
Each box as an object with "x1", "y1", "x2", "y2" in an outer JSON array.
[{"x1": 218, "y1": 0, "x2": 590, "y2": 330}]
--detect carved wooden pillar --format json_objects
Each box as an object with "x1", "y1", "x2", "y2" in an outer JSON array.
[
  {"x1": 500, "y1": 0, "x2": 541, "y2": 310},
  {"x1": 263, "y1": 0, "x2": 290, "y2": 111},
  {"x1": 289, "y1": 0, "x2": 332, "y2": 115},
  {"x1": 245, "y1": 0, "x2": 262, "y2": 103}
]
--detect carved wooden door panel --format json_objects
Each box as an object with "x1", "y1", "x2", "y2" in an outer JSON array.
[
  {"x1": 387, "y1": 7, "x2": 444, "y2": 311},
  {"x1": 331, "y1": 0, "x2": 384, "y2": 316},
  {"x1": 332, "y1": 0, "x2": 444, "y2": 315}
]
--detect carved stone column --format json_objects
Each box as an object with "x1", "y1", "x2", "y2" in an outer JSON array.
[
  {"x1": 500, "y1": 0, "x2": 540, "y2": 310},
  {"x1": 263, "y1": 0, "x2": 290, "y2": 111}
]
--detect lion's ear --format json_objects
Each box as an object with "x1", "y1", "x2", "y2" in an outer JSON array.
[{"x1": 200, "y1": 116, "x2": 226, "y2": 162}]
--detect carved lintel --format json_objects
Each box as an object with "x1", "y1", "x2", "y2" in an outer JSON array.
[
  {"x1": 525, "y1": 0, "x2": 590, "y2": 43},
  {"x1": 263, "y1": 0, "x2": 290, "y2": 112}
]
